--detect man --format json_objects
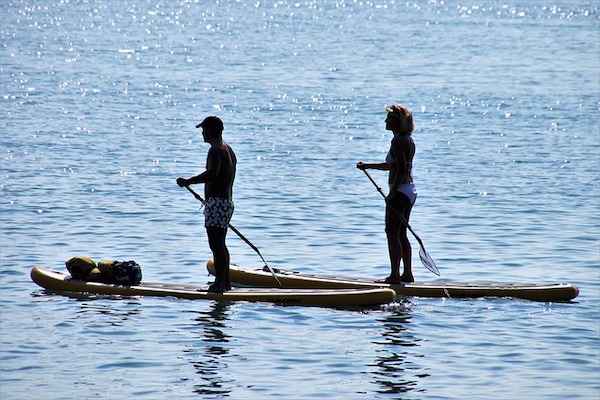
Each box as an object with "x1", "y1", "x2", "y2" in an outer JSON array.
[{"x1": 177, "y1": 116, "x2": 237, "y2": 292}]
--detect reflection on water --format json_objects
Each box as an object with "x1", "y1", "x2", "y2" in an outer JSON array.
[
  {"x1": 370, "y1": 304, "x2": 426, "y2": 397},
  {"x1": 187, "y1": 301, "x2": 234, "y2": 397},
  {"x1": 39, "y1": 292, "x2": 144, "y2": 325}
]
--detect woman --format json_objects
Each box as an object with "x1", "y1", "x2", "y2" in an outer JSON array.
[{"x1": 357, "y1": 104, "x2": 417, "y2": 283}]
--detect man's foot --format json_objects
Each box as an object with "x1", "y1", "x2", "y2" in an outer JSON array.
[
  {"x1": 400, "y1": 274, "x2": 414, "y2": 283},
  {"x1": 207, "y1": 282, "x2": 232, "y2": 292}
]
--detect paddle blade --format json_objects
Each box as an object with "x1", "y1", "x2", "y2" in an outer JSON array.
[{"x1": 419, "y1": 246, "x2": 440, "y2": 276}]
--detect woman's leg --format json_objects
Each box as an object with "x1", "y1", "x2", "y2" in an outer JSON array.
[
  {"x1": 385, "y1": 202, "x2": 402, "y2": 282},
  {"x1": 385, "y1": 195, "x2": 414, "y2": 283},
  {"x1": 399, "y1": 204, "x2": 414, "y2": 282}
]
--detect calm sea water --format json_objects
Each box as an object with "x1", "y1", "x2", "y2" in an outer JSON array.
[{"x1": 1, "y1": 0, "x2": 599, "y2": 399}]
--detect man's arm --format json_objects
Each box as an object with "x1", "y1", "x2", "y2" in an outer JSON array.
[{"x1": 177, "y1": 147, "x2": 222, "y2": 187}]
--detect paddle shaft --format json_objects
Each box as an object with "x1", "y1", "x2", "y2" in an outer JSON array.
[
  {"x1": 183, "y1": 185, "x2": 282, "y2": 286},
  {"x1": 361, "y1": 169, "x2": 426, "y2": 249}
]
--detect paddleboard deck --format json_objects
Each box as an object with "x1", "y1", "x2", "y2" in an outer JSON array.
[
  {"x1": 30, "y1": 267, "x2": 396, "y2": 307},
  {"x1": 206, "y1": 261, "x2": 579, "y2": 302}
]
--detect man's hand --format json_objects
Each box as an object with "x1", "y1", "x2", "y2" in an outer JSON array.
[
  {"x1": 176, "y1": 177, "x2": 189, "y2": 187},
  {"x1": 356, "y1": 161, "x2": 366, "y2": 170}
]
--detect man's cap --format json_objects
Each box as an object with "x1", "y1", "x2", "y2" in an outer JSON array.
[{"x1": 196, "y1": 116, "x2": 223, "y2": 132}]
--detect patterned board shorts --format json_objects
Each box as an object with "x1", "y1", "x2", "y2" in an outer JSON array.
[{"x1": 203, "y1": 197, "x2": 234, "y2": 229}]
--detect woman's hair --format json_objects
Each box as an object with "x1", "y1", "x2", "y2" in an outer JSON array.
[{"x1": 386, "y1": 104, "x2": 414, "y2": 136}]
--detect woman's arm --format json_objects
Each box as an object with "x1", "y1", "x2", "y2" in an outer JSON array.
[
  {"x1": 356, "y1": 161, "x2": 390, "y2": 171},
  {"x1": 389, "y1": 138, "x2": 409, "y2": 193}
]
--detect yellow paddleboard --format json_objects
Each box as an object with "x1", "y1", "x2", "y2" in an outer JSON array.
[
  {"x1": 207, "y1": 260, "x2": 579, "y2": 302},
  {"x1": 31, "y1": 266, "x2": 396, "y2": 308}
]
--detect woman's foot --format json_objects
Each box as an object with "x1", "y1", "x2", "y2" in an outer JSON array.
[
  {"x1": 375, "y1": 274, "x2": 414, "y2": 284},
  {"x1": 375, "y1": 276, "x2": 402, "y2": 284}
]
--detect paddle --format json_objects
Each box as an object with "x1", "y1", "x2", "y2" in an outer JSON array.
[
  {"x1": 182, "y1": 185, "x2": 282, "y2": 286},
  {"x1": 361, "y1": 169, "x2": 440, "y2": 276}
]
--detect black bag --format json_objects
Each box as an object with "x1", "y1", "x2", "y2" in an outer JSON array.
[{"x1": 112, "y1": 260, "x2": 142, "y2": 285}]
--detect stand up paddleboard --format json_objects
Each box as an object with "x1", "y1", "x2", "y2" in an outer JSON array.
[
  {"x1": 206, "y1": 260, "x2": 579, "y2": 302},
  {"x1": 30, "y1": 267, "x2": 396, "y2": 307}
]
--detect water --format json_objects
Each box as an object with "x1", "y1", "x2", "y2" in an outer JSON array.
[{"x1": 1, "y1": 0, "x2": 599, "y2": 398}]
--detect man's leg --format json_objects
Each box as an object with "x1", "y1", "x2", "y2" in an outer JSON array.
[{"x1": 206, "y1": 226, "x2": 231, "y2": 292}]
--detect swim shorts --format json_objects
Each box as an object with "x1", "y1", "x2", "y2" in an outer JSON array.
[
  {"x1": 203, "y1": 197, "x2": 234, "y2": 229},
  {"x1": 396, "y1": 183, "x2": 417, "y2": 205},
  {"x1": 390, "y1": 183, "x2": 417, "y2": 206}
]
